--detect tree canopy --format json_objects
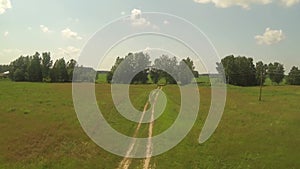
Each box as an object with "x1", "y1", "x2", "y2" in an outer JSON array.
[
  {"x1": 216, "y1": 55, "x2": 262, "y2": 86},
  {"x1": 268, "y1": 62, "x2": 285, "y2": 84},
  {"x1": 8, "y1": 52, "x2": 83, "y2": 83},
  {"x1": 107, "y1": 53, "x2": 198, "y2": 85},
  {"x1": 287, "y1": 66, "x2": 300, "y2": 85}
]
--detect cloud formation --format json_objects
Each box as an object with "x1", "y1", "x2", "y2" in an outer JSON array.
[
  {"x1": 0, "y1": 0, "x2": 11, "y2": 14},
  {"x1": 40, "y1": 25, "x2": 52, "y2": 33},
  {"x1": 194, "y1": 0, "x2": 271, "y2": 9},
  {"x1": 281, "y1": 0, "x2": 300, "y2": 6},
  {"x1": 130, "y1": 9, "x2": 151, "y2": 27},
  {"x1": 255, "y1": 28, "x2": 285, "y2": 45},
  {"x1": 3, "y1": 31, "x2": 8, "y2": 37},
  {"x1": 57, "y1": 46, "x2": 80, "y2": 59},
  {"x1": 194, "y1": 0, "x2": 300, "y2": 8},
  {"x1": 61, "y1": 28, "x2": 82, "y2": 40}
]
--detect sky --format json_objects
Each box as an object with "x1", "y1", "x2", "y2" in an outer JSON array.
[{"x1": 0, "y1": 0, "x2": 299, "y2": 72}]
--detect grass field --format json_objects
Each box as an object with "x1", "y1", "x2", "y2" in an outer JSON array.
[{"x1": 0, "y1": 79, "x2": 299, "y2": 169}]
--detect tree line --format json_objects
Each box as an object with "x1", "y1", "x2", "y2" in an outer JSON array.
[
  {"x1": 1, "y1": 52, "x2": 300, "y2": 86},
  {"x1": 6, "y1": 52, "x2": 78, "y2": 82},
  {"x1": 217, "y1": 55, "x2": 300, "y2": 86},
  {"x1": 106, "y1": 52, "x2": 198, "y2": 85}
]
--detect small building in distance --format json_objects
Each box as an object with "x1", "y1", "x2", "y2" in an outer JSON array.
[{"x1": 0, "y1": 71, "x2": 9, "y2": 79}]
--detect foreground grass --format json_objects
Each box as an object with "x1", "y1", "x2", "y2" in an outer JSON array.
[{"x1": 0, "y1": 80, "x2": 299, "y2": 168}]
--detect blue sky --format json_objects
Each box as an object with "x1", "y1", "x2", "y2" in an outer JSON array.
[{"x1": 0, "y1": 0, "x2": 299, "y2": 72}]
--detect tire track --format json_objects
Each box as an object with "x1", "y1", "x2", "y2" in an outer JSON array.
[
  {"x1": 143, "y1": 86, "x2": 161, "y2": 169},
  {"x1": 118, "y1": 86, "x2": 161, "y2": 169}
]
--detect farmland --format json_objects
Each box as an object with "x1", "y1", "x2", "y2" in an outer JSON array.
[{"x1": 0, "y1": 79, "x2": 299, "y2": 169}]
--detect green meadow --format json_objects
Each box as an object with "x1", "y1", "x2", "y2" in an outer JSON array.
[{"x1": 0, "y1": 79, "x2": 299, "y2": 169}]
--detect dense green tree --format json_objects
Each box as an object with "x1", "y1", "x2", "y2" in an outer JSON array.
[
  {"x1": 0, "y1": 65, "x2": 10, "y2": 73},
  {"x1": 50, "y1": 58, "x2": 68, "y2": 82},
  {"x1": 256, "y1": 61, "x2": 268, "y2": 85},
  {"x1": 149, "y1": 68, "x2": 160, "y2": 84},
  {"x1": 27, "y1": 52, "x2": 42, "y2": 82},
  {"x1": 108, "y1": 52, "x2": 150, "y2": 84},
  {"x1": 178, "y1": 57, "x2": 196, "y2": 85},
  {"x1": 287, "y1": 66, "x2": 300, "y2": 85},
  {"x1": 9, "y1": 56, "x2": 30, "y2": 81},
  {"x1": 152, "y1": 55, "x2": 178, "y2": 84},
  {"x1": 13, "y1": 68, "x2": 25, "y2": 81},
  {"x1": 8, "y1": 52, "x2": 82, "y2": 83},
  {"x1": 268, "y1": 62, "x2": 285, "y2": 84},
  {"x1": 216, "y1": 55, "x2": 236, "y2": 84},
  {"x1": 41, "y1": 52, "x2": 52, "y2": 82},
  {"x1": 132, "y1": 70, "x2": 148, "y2": 84},
  {"x1": 182, "y1": 57, "x2": 195, "y2": 71},
  {"x1": 67, "y1": 59, "x2": 77, "y2": 81},
  {"x1": 217, "y1": 55, "x2": 257, "y2": 86},
  {"x1": 107, "y1": 57, "x2": 124, "y2": 83}
]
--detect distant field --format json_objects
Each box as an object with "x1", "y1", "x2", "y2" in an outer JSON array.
[
  {"x1": 0, "y1": 80, "x2": 299, "y2": 169},
  {"x1": 96, "y1": 73, "x2": 107, "y2": 84}
]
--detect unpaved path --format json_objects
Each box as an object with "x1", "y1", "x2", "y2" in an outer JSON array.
[
  {"x1": 118, "y1": 87, "x2": 161, "y2": 169},
  {"x1": 143, "y1": 86, "x2": 161, "y2": 169},
  {"x1": 117, "y1": 102, "x2": 149, "y2": 169}
]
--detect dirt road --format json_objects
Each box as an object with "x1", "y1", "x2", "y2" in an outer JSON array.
[{"x1": 118, "y1": 87, "x2": 162, "y2": 169}]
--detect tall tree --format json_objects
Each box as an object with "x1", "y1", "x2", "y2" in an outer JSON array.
[
  {"x1": 216, "y1": 55, "x2": 236, "y2": 84},
  {"x1": 0, "y1": 65, "x2": 10, "y2": 73},
  {"x1": 107, "y1": 57, "x2": 124, "y2": 83},
  {"x1": 108, "y1": 52, "x2": 150, "y2": 84},
  {"x1": 152, "y1": 55, "x2": 178, "y2": 84},
  {"x1": 178, "y1": 57, "x2": 196, "y2": 85},
  {"x1": 28, "y1": 52, "x2": 42, "y2": 82},
  {"x1": 256, "y1": 61, "x2": 268, "y2": 85},
  {"x1": 67, "y1": 59, "x2": 77, "y2": 81},
  {"x1": 217, "y1": 55, "x2": 257, "y2": 86},
  {"x1": 268, "y1": 62, "x2": 285, "y2": 84},
  {"x1": 50, "y1": 58, "x2": 68, "y2": 82},
  {"x1": 287, "y1": 66, "x2": 300, "y2": 85},
  {"x1": 41, "y1": 52, "x2": 52, "y2": 82},
  {"x1": 9, "y1": 56, "x2": 30, "y2": 81}
]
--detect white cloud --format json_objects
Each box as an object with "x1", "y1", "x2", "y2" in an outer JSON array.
[
  {"x1": 61, "y1": 28, "x2": 82, "y2": 40},
  {"x1": 193, "y1": 0, "x2": 272, "y2": 9},
  {"x1": 121, "y1": 11, "x2": 126, "y2": 15},
  {"x1": 3, "y1": 31, "x2": 8, "y2": 37},
  {"x1": 255, "y1": 28, "x2": 285, "y2": 45},
  {"x1": 163, "y1": 20, "x2": 170, "y2": 25},
  {"x1": 129, "y1": 9, "x2": 151, "y2": 27},
  {"x1": 0, "y1": 0, "x2": 12, "y2": 14},
  {"x1": 57, "y1": 46, "x2": 81, "y2": 59},
  {"x1": 27, "y1": 26, "x2": 32, "y2": 31},
  {"x1": 40, "y1": 25, "x2": 52, "y2": 33},
  {"x1": 281, "y1": 0, "x2": 300, "y2": 6}
]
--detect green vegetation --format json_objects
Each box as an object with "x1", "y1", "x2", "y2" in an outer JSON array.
[
  {"x1": 8, "y1": 52, "x2": 79, "y2": 82},
  {"x1": 1, "y1": 52, "x2": 299, "y2": 168},
  {"x1": 107, "y1": 53, "x2": 198, "y2": 85},
  {"x1": 3, "y1": 52, "x2": 300, "y2": 87},
  {"x1": 0, "y1": 80, "x2": 299, "y2": 168},
  {"x1": 215, "y1": 55, "x2": 300, "y2": 87},
  {"x1": 287, "y1": 66, "x2": 300, "y2": 85},
  {"x1": 217, "y1": 55, "x2": 268, "y2": 86},
  {"x1": 95, "y1": 73, "x2": 107, "y2": 84},
  {"x1": 267, "y1": 62, "x2": 285, "y2": 84}
]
